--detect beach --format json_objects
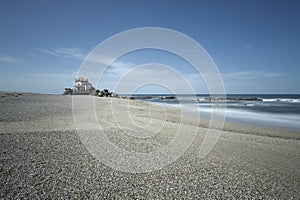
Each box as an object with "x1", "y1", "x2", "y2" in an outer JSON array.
[{"x1": 1, "y1": 93, "x2": 300, "y2": 198}]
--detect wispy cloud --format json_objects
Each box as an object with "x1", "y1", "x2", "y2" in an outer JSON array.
[
  {"x1": 182, "y1": 70, "x2": 282, "y2": 81},
  {"x1": 41, "y1": 48, "x2": 86, "y2": 59},
  {"x1": 242, "y1": 43, "x2": 253, "y2": 50},
  {"x1": 222, "y1": 71, "x2": 281, "y2": 79},
  {"x1": 98, "y1": 63, "x2": 199, "y2": 93},
  {"x1": 34, "y1": 70, "x2": 77, "y2": 79},
  {"x1": 0, "y1": 55, "x2": 22, "y2": 63},
  {"x1": 102, "y1": 61, "x2": 136, "y2": 78},
  {"x1": 41, "y1": 49, "x2": 134, "y2": 71},
  {"x1": 86, "y1": 54, "x2": 116, "y2": 65}
]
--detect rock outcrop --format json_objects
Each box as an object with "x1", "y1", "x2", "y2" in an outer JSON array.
[{"x1": 95, "y1": 89, "x2": 119, "y2": 98}]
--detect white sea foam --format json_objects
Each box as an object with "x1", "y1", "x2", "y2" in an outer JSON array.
[
  {"x1": 262, "y1": 98, "x2": 300, "y2": 103},
  {"x1": 150, "y1": 101, "x2": 300, "y2": 130},
  {"x1": 196, "y1": 106, "x2": 300, "y2": 129}
]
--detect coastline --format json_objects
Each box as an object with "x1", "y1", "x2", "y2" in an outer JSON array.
[
  {"x1": 134, "y1": 94, "x2": 300, "y2": 132},
  {"x1": 1, "y1": 92, "x2": 299, "y2": 198},
  {"x1": 135, "y1": 98, "x2": 300, "y2": 140}
]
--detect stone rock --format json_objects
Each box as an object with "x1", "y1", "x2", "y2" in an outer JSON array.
[{"x1": 96, "y1": 89, "x2": 119, "y2": 98}]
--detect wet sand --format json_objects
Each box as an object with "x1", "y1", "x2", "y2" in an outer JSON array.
[{"x1": 1, "y1": 92, "x2": 299, "y2": 198}]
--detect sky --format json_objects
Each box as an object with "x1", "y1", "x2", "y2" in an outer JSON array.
[{"x1": 0, "y1": 0, "x2": 299, "y2": 94}]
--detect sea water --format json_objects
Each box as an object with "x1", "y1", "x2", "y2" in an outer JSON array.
[{"x1": 130, "y1": 94, "x2": 300, "y2": 130}]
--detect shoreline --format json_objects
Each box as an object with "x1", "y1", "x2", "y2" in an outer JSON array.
[
  {"x1": 1, "y1": 91, "x2": 299, "y2": 139},
  {"x1": 1, "y1": 92, "x2": 299, "y2": 139},
  {"x1": 137, "y1": 99, "x2": 300, "y2": 140},
  {"x1": 140, "y1": 98, "x2": 300, "y2": 131}
]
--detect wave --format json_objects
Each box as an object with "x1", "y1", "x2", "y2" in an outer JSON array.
[
  {"x1": 149, "y1": 100, "x2": 300, "y2": 130},
  {"x1": 262, "y1": 98, "x2": 300, "y2": 103},
  {"x1": 130, "y1": 94, "x2": 300, "y2": 104}
]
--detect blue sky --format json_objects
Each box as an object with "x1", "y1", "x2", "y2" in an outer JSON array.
[{"x1": 0, "y1": 0, "x2": 299, "y2": 94}]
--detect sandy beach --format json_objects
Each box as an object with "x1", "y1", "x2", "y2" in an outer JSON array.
[{"x1": 1, "y1": 92, "x2": 299, "y2": 199}]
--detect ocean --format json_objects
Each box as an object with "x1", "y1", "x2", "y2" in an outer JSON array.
[{"x1": 129, "y1": 94, "x2": 300, "y2": 130}]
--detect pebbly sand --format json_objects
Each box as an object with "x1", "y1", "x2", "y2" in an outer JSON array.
[{"x1": 0, "y1": 92, "x2": 299, "y2": 198}]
